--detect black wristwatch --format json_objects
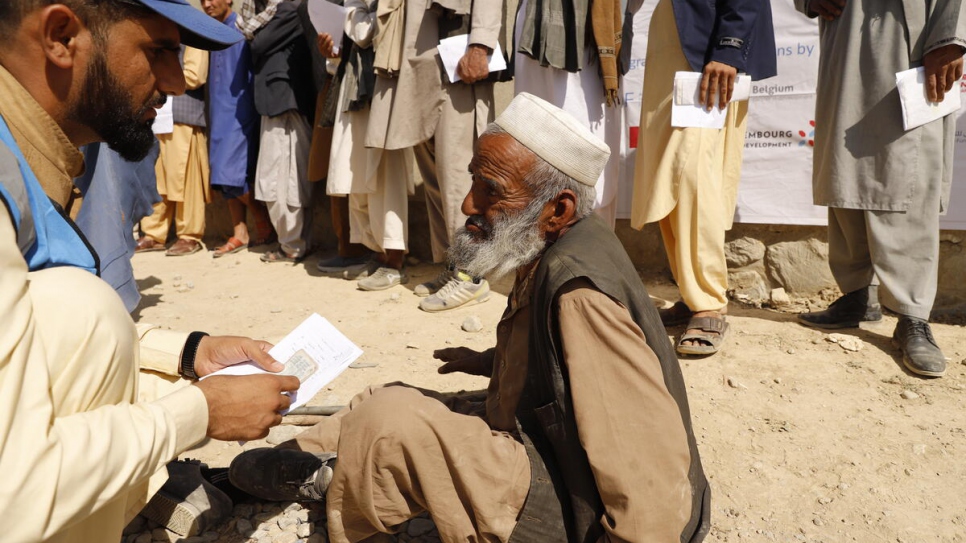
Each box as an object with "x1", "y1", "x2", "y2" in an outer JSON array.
[{"x1": 179, "y1": 331, "x2": 209, "y2": 380}]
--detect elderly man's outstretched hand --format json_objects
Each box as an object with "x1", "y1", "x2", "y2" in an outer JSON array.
[
  {"x1": 196, "y1": 374, "x2": 300, "y2": 441},
  {"x1": 194, "y1": 335, "x2": 284, "y2": 377},
  {"x1": 435, "y1": 347, "x2": 494, "y2": 376},
  {"x1": 923, "y1": 44, "x2": 965, "y2": 103}
]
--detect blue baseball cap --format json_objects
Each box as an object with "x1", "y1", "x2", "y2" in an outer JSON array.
[{"x1": 135, "y1": 0, "x2": 243, "y2": 50}]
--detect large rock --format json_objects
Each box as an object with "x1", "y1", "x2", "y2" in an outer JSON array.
[
  {"x1": 727, "y1": 270, "x2": 769, "y2": 305},
  {"x1": 766, "y1": 239, "x2": 836, "y2": 295},
  {"x1": 726, "y1": 237, "x2": 766, "y2": 268}
]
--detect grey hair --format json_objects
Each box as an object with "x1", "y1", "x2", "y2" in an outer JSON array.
[{"x1": 480, "y1": 124, "x2": 597, "y2": 220}]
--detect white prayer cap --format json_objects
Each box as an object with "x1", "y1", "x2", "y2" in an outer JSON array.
[{"x1": 492, "y1": 92, "x2": 610, "y2": 187}]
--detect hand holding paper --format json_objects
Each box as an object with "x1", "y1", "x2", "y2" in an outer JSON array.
[
  {"x1": 671, "y1": 71, "x2": 751, "y2": 129},
  {"x1": 896, "y1": 66, "x2": 962, "y2": 131},
  {"x1": 306, "y1": 0, "x2": 348, "y2": 56},
  {"x1": 437, "y1": 35, "x2": 507, "y2": 84}
]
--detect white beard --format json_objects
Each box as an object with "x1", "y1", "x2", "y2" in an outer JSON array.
[{"x1": 449, "y1": 199, "x2": 547, "y2": 280}]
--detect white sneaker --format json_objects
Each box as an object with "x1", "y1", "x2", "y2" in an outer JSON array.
[
  {"x1": 418, "y1": 272, "x2": 489, "y2": 312},
  {"x1": 357, "y1": 267, "x2": 409, "y2": 291},
  {"x1": 414, "y1": 267, "x2": 454, "y2": 297}
]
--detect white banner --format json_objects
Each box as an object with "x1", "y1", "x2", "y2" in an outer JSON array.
[{"x1": 618, "y1": 3, "x2": 966, "y2": 230}]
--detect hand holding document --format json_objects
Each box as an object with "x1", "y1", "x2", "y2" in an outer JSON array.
[
  {"x1": 205, "y1": 313, "x2": 362, "y2": 413},
  {"x1": 671, "y1": 71, "x2": 752, "y2": 129},
  {"x1": 896, "y1": 66, "x2": 962, "y2": 131},
  {"x1": 437, "y1": 34, "x2": 507, "y2": 84},
  {"x1": 306, "y1": 0, "x2": 348, "y2": 56}
]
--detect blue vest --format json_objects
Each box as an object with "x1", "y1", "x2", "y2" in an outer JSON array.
[{"x1": 0, "y1": 114, "x2": 99, "y2": 275}]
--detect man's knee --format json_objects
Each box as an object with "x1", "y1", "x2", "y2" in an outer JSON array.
[{"x1": 340, "y1": 386, "x2": 448, "y2": 450}]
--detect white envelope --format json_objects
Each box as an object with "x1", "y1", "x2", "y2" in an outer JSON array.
[
  {"x1": 151, "y1": 99, "x2": 173, "y2": 135},
  {"x1": 896, "y1": 66, "x2": 962, "y2": 131},
  {"x1": 437, "y1": 34, "x2": 507, "y2": 84},
  {"x1": 671, "y1": 71, "x2": 751, "y2": 129},
  {"x1": 307, "y1": 0, "x2": 348, "y2": 56}
]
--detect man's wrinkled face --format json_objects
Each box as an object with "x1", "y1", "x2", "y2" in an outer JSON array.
[
  {"x1": 450, "y1": 133, "x2": 550, "y2": 279},
  {"x1": 202, "y1": 0, "x2": 232, "y2": 22},
  {"x1": 70, "y1": 15, "x2": 184, "y2": 161}
]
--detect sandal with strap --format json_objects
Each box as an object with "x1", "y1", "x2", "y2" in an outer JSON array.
[
  {"x1": 212, "y1": 237, "x2": 248, "y2": 258},
  {"x1": 676, "y1": 314, "x2": 729, "y2": 356},
  {"x1": 260, "y1": 249, "x2": 299, "y2": 264}
]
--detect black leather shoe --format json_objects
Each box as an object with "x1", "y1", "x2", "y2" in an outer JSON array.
[
  {"x1": 798, "y1": 287, "x2": 882, "y2": 329},
  {"x1": 229, "y1": 448, "x2": 336, "y2": 502},
  {"x1": 892, "y1": 316, "x2": 946, "y2": 377}
]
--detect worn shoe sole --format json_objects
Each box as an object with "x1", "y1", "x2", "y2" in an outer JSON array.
[
  {"x1": 892, "y1": 338, "x2": 947, "y2": 378},
  {"x1": 139, "y1": 490, "x2": 203, "y2": 537},
  {"x1": 797, "y1": 311, "x2": 883, "y2": 330}
]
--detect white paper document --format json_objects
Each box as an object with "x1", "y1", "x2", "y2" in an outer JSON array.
[
  {"x1": 151, "y1": 100, "x2": 173, "y2": 135},
  {"x1": 671, "y1": 71, "x2": 751, "y2": 129},
  {"x1": 306, "y1": 0, "x2": 348, "y2": 56},
  {"x1": 437, "y1": 34, "x2": 507, "y2": 84},
  {"x1": 896, "y1": 66, "x2": 962, "y2": 131},
  {"x1": 205, "y1": 313, "x2": 363, "y2": 413}
]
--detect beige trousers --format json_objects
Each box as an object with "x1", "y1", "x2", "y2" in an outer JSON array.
[
  {"x1": 256, "y1": 111, "x2": 313, "y2": 257},
  {"x1": 143, "y1": 127, "x2": 210, "y2": 242},
  {"x1": 27, "y1": 268, "x2": 186, "y2": 542},
  {"x1": 348, "y1": 149, "x2": 412, "y2": 253},
  {"x1": 413, "y1": 83, "x2": 494, "y2": 263},
  {"x1": 631, "y1": 0, "x2": 749, "y2": 312},
  {"x1": 287, "y1": 385, "x2": 530, "y2": 543}
]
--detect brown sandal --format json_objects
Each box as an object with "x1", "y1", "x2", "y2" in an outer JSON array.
[
  {"x1": 676, "y1": 314, "x2": 729, "y2": 356},
  {"x1": 213, "y1": 237, "x2": 247, "y2": 258}
]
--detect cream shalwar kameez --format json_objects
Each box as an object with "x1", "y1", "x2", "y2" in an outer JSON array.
[
  {"x1": 795, "y1": 0, "x2": 966, "y2": 320},
  {"x1": 630, "y1": 0, "x2": 749, "y2": 312},
  {"x1": 327, "y1": 0, "x2": 415, "y2": 254},
  {"x1": 288, "y1": 271, "x2": 692, "y2": 542},
  {"x1": 0, "y1": 65, "x2": 208, "y2": 543},
  {"x1": 142, "y1": 47, "x2": 211, "y2": 244},
  {"x1": 364, "y1": 0, "x2": 501, "y2": 262}
]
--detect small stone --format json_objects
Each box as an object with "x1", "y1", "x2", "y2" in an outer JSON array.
[
  {"x1": 271, "y1": 308, "x2": 283, "y2": 314},
  {"x1": 461, "y1": 316, "x2": 483, "y2": 333},
  {"x1": 770, "y1": 287, "x2": 791, "y2": 306},
  {"x1": 293, "y1": 509, "x2": 311, "y2": 523},
  {"x1": 349, "y1": 361, "x2": 379, "y2": 369},
  {"x1": 267, "y1": 424, "x2": 303, "y2": 445},
  {"x1": 229, "y1": 294, "x2": 239, "y2": 299},
  {"x1": 900, "y1": 390, "x2": 919, "y2": 400},
  {"x1": 786, "y1": 348, "x2": 796, "y2": 355},
  {"x1": 727, "y1": 377, "x2": 747, "y2": 390},
  {"x1": 818, "y1": 497, "x2": 832, "y2": 505},
  {"x1": 236, "y1": 518, "x2": 254, "y2": 536},
  {"x1": 913, "y1": 443, "x2": 927, "y2": 455},
  {"x1": 275, "y1": 533, "x2": 299, "y2": 543},
  {"x1": 826, "y1": 333, "x2": 863, "y2": 352},
  {"x1": 298, "y1": 523, "x2": 314, "y2": 538},
  {"x1": 255, "y1": 511, "x2": 279, "y2": 523},
  {"x1": 774, "y1": 378, "x2": 783, "y2": 384},
  {"x1": 813, "y1": 517, "x2": 824, "y2": 526},
  {"x1": 234, "y1": 504, "x2": 254, "y2": 517},
  {"x1": 173, "y1": 274, "x2": 182, "y2": 281},
  {"x1": 406, "y1": 342, "x2": 420, "y2": 349},
  {"x1": 838, "y1": 483, "x2": 850, "y2": 491},
  {"x1": 279, "y1": 517, "x2": 297, "y2": 530},
  {"x1": 390, "y1": 293, "x2": 401, "y2": 301},
  {"x1": 186, "y1": 281, "x2": 195, "y2": 289},
  {"x1": 175, "y1": 286, "x2": 190, "y2": 293}
]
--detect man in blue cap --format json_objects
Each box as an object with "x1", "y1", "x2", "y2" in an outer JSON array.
[{"x1": 0, "y1": 1, "x2": 301, "y2": 541}]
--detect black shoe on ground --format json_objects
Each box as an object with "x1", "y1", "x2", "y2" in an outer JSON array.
[
  {"x1": 798, "y1": 287, "x2": 882, "y2": 329},
  {"x1": 229, "y1": 448, "x2": 336, "y2": 502},
  {"x1": 139, "y1": 459, "x2": 233, "y2": 537},
  {"x1": 892, "y1": 316, "x2": 946, "y2": 377}
]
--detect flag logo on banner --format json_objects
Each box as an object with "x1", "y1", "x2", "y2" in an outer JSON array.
[{"x1": 798, "y1": 120, "x2": 815, "y2": 147}]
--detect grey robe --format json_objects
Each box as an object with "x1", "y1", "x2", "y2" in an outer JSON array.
[{"x1": 795, "y1": 0, "x2": 966, "y2": 212}]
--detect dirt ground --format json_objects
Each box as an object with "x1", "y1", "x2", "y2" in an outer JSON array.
[{"x1": 131, "y1": 245, "x2": 966, "y2": 543}]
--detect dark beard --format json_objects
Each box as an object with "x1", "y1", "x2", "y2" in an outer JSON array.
[{"x1": 72, "y1": 49, "x2": 163, "y2": 162}]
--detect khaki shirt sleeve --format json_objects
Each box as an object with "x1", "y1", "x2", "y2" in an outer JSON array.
[
  {"x1": 0, "y1": 204, "x2": 208, "y2": 541},
  {"x1": 183, "y1": 46, "x2": 209, "y2": 90},
  {"x1": 557, "y1": 279, "x2": 693, "y2": 543},
  {"x1": 137, "y1": 323, "x2": 190, "y2": 376},
  {"x1": 468, "y1": 0, "x2": 501, "y2": 49}
]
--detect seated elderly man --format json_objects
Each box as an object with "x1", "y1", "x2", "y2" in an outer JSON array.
[{"x1": 230, "y1": 93, "x2": 710, "y2": 543}]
